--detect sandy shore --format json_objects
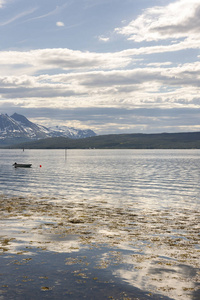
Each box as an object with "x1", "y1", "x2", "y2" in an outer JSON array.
[{"x1": 0, "y1": 195, "x2": 199, "y2": 299}]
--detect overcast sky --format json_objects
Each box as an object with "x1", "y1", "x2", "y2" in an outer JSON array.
[{"x1": 0, "y1": 0, "x2": 200, "y2": 134}]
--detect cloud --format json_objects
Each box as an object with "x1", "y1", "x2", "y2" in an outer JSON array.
[
  {"x1": 1, "y1": 105, "x2": 200, "y2": 134},
  {"x1": 147, "y1": 62, "x2": 172, "y2": 67},
  {"x1": 0, "y1": 38, "x2": 199, "y2": 79},
  {"x1": 0, "y1": 1, "x2": 199, "y2": 134},
  {"x1": 2, "y1": 44, "x2": 200, "y2": 80},
  {"x1": 0, "y1": 59, "x2": 200, "y2": 114},
  {"x1": 98, "y1": 36, "x2": 110, "y2": 42},
  {"x1": 0, "y1": 0, "x2": 6, "y2": 8},
  {"x1": 0, "y1": 7, "x2": 37, "y2": 26},
  {"x1": 0, "y1": 48, "x2": 132, "y2": 75},
  {"x1": 22, "y1": 3, "x2": 71, "y2": 23},
  {"x1": 56, "y1": 21, "x2": 64, "y2": 27},
  {"x1": 115, "y1": 0, "x2": 200, "y2": 42}
]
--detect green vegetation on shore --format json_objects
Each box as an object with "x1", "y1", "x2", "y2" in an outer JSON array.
[{"x1": 5, "y1": 131, "x2": 200, "y2": 149}]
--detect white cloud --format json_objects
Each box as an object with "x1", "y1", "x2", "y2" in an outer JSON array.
[
  {"x1": 0, "y1": 59, "x2": 200, "y2": 112},
  {"x1": 147, "y1": 62, "x2": 172, "y2": 67},
  {"x1": 0, "y1": 7, "x2": 37, "y2": 26},
  {"x1": 56, "y1": 21, "x2": 64, "y2": 27},
  {"x1": 0, "y1": 48, "x2": 132, "y2": 76},
  {"x1": 122, "y1": 36, "x2": 200, "y2": 57},
  {"x1": 0, "y1": 0, "x2": 6, "y2": 8},
  {"x1": 23, "y1": 3, "x2": 71, "y2": 23},
  {"x1": 115, "y1": 0, "x2": 200, "y2": 42},
  {"x1": 98, "y1": 36, "x2": 110, "y2": 42},
  {"x1": 2, "y1": 43, "x2": 200, "y2": 79},
  {"x1": 0, "y1": 1, "x2": 199, "y2": 134}
]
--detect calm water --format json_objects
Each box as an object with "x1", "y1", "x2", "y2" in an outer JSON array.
[
  {"x1": 0, "y1": 149, "x2": 200, "y2": 210},
  {"x1": 0, "y1": 149, "x2": 200, "y2": 300}
]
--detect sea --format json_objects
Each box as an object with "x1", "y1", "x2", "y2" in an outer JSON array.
[
  {"x1": 0, "y1": 149, "x2": 199, "y2": 300},
  {"x1": 1, "y1": 149, "x2": 200, "y2": 208}
]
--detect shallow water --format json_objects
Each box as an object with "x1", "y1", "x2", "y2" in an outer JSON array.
[
  {"x1": 0, "y1": 149, "x2": 199, "y2": 299},
  {"x1": 0, "y1": 149, "x2": 200, "y2": 208}
]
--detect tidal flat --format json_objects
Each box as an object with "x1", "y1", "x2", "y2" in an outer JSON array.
[{"x1": 0, "y1": 195, "x2": 199, "y2": 300}]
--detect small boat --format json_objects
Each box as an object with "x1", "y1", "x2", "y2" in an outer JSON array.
[{"x1": 13, "y1": 163, "x2": 32, "y2": 168}]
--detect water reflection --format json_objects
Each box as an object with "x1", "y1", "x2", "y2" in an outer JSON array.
[
  {"x1": 0, "y1": 195, "x2": 199, "y2": 299},
  {"x1": 0, "y1": 150, "x2": 200, "y2": 299},
  {"x1": 114, "y1": 259, "x2": 199, "y2": 300},
  {"x1": 0, "y1": 150, "x2": 200, "y2": 210}
]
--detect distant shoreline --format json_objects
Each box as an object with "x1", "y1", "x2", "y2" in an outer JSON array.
[{"x1": 2, "y1": 131, "x2": 200, "y2": 149}]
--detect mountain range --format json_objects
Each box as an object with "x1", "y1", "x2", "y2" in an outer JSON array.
[
  {"x1": 0, "y1": 113, "x2": 96, "y2": 146},
  {"x1": 1, "y1": 113, "x2": 200, "y2": 149}
]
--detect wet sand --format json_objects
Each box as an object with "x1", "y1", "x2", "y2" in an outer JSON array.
[{"x1": 0, "y1": 195, "x2": 199, "y2": 299}]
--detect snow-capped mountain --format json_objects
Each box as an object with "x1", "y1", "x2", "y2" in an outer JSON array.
[
  {"x1": 0, "y1": 113, "x2": 96, "y2": 145},
  {"x1": 49, "y1": 125, "x2": 96, "y2": 139}
]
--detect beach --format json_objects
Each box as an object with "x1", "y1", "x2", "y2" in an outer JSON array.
[{"x1": 0, "y1": 195, "x2": 199, "y2": 299}]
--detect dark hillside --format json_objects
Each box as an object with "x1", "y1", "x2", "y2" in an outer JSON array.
[{"x1": 6, "y1": 131, "x2": 200, "y2": 149}]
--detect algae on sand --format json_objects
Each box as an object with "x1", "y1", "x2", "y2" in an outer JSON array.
[{"x1": 0, "y1": 196, "x2": 199, "y2": 300}]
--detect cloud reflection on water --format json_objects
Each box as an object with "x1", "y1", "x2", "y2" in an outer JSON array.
[{"x1": 0, "y1": 195, "x2": 199, "y2": 300}]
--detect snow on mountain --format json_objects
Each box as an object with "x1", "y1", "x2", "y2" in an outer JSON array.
[
  {"x1": 0, "y1": 113, "x2": 96, "y2": 143},
  {"x1": 11, "y1": 113, "x2": 49, "y2": 139},
  {"x1": 0, "y1": 114, "x2": 23, "y2": 136},
  {"x1": 48, "y1": 125, "x2": 96, "y2": 139}
]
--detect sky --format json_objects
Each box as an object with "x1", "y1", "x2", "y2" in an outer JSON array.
[{"x1": 0, "y1": 0, "x2": 200, "y2": 134}]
